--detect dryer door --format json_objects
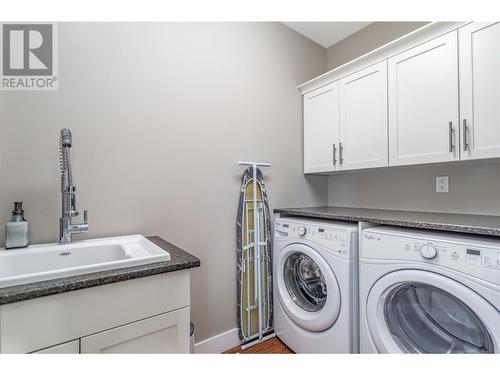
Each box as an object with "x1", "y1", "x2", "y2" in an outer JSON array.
[
  {"x1": 277, "y1": 243, "x2": 341, "y2": 332},
  {"x1": 366, "y1": 270, "x2": 500, "y2": 353}
]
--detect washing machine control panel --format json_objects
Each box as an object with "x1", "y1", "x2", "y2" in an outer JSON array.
[
  {"x1": 410, "y1": 241, "x2": 500, "y2": 273},
  {"x1": 362, "y1": 229, "x2": 500, "y2": 284},
  {"x1": 275, "y1": 220, "x2": 353, "y2": 256}
]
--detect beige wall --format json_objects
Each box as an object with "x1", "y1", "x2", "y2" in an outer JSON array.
[
  {"x1": 327, "y1": 22, "x2": 429, "y2": 70},
  {"x1": 328, "y1": 161, "x2": 500, "y2": 215},
  {"x1": 0, "y1": 23, "x2": 327, "y2": 343},
  {"x1": 327, "y1": 22, "x2": 500, "y2": 215}
]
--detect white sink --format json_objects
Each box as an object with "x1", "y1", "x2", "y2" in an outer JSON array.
[{"x1": 0, "y1": 235, "x2": 170, "y2": 288}]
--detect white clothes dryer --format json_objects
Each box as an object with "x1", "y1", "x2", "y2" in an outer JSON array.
[{"x1": 360, "y1": 226, "x2": 500, "y2": 353}]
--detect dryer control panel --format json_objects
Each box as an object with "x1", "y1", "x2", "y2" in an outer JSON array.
[
  {"x1": 275, "y1": 219, "x2": 357, "y2": 257},
  {"x1": 362, "y1": 227, "x2": 500, "y2": 285}
]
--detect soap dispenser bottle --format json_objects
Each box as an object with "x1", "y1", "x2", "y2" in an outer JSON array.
[{"x1": 5, "y1": 202, "x2": 30, "y2": 249}]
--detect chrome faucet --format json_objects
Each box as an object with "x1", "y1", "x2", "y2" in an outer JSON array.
[{"x1": 59, "y1": 128, "x2": 88, "y2": 244}]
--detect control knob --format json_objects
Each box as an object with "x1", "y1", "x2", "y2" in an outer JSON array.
[
  {"x1": 420, "y1": 245, "x2": 437, "y2": 259},
  {"x1": 297, "y1": 227, "x2": 307, "y2": 236}
]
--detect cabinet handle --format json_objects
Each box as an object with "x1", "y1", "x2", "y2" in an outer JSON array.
[
  {"x1": 463, "y1": 119, "x2": 469, "y2": 151},
  {"x1": 332, "y1": 144, "x2": 337, "y2": 165},
  {"x1": 339, "y1": 142, "x2": 344, "y2": 165},
  {"x1": 448, "y1": 122, "x2": 454, "y2": 153}
]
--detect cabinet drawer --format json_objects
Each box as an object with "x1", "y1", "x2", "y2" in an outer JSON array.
[{"x1": 80, "y1": 307, "x2": 190, "y2": 354}]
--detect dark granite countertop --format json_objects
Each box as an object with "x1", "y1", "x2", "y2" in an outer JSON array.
[
  {"x1": 0, "y1": 236, "x2": 200, "y2": 305},
  {"x1": 274, "y1": 206, "x2": 500, "y2": 237}
]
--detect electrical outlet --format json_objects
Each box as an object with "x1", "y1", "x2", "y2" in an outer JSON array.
[{"x1": 436, "y1": 176, "x2": 449, "y2": 193}]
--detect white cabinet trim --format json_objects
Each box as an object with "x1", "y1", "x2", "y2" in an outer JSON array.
[{"x1": 298, "y1": 22, "x2": 468, "y2": 95}]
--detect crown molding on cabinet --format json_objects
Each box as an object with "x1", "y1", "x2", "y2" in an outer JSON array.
[{"x1": 298, "y1": 22, "x2": 470, "y2": 95}]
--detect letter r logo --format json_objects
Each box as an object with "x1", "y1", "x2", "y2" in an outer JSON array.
[{"x1": 2, "y1": 24, "x2": 53, "y2": 76}]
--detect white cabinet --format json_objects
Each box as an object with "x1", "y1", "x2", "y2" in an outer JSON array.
[
  {"x1": 459, "y1": 22, "x2": 500, "y2": 160},
  {"x1": 31, "y1": 307, "x2": 190, "y2": 354},
  {"x1": 80, "y1": 308, "x2": 190, "y2": 354},
  {"x1": 32, "y1": 340, "x2": 80, "y2": 354},
  {"x1": 303, "y1": 63, "x2": 388, "y2": 174},
  {"x1": 0, "y1": 271, "x2": 191, "y2": 353},
  {"x1": 388, "y1": 31, "x2": 459, "y2": 166},
  {"x1": 304, "y1": 82, "x2": 340, "y2": 173},
  {"x1": 301, "y1": 22, "x2": 500, "y2": 173},
  {"x1": 339, "y1": 61, "x2": 388, "y2": 170}
]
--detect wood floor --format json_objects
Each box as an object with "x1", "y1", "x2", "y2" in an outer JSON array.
[{"x1": 225, "y1": 337, "x2": 294, "y2": 354}]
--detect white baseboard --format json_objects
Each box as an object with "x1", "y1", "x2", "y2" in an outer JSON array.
[{"x1": 194, "y1": 328, "x2": 242, "y2": 354}]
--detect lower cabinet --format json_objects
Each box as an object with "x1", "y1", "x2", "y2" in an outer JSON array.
[
  {"x1": 32, "y1": 340, "x2": 80, "y2": 354},
  {"x1": 80, "y1": 308, "x2": 190, "y2": 354},
  {"x1": 0, "y1": 271, "x2": 191, "y2": 353},
  {"x1": 30, "y1": 309, "x2": 189, "y2": 354}
]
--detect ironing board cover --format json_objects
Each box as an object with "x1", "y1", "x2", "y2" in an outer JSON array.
[{"x1": 236, "y1": 167, "x2": 273, "y2": 341}]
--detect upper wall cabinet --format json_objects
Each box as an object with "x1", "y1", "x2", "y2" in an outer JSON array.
[
  {"x1": 300, "y1": 22, "x2": 499, "y2": 174},
  {"x1": 303, "y1": 62, "x2": 387, "y2": 173},
  {"x1": 388, "y1": 31, "x2": 459, "y2": 166},
  {"x1": 339, "y1": 61, "x2": 388, "y2": 170},
  {"x1": 304, "y1": 82, "x2": 340, "y2": 173},
  {"x1": 459, "y1": 22, "x2": 500, "y2": 160}
]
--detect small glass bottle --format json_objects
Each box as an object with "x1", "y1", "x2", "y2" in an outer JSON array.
[{"x1": 5, "y1": 202, "x2": 30, "y2": 249}]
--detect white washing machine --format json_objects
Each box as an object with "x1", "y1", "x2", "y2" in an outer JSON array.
[
  {"x1": 360, "y1": 226, "x2": 500, "y2": 353},
  {"x1": 273, "y1": 217, "x2": 359, "y2": 353}
]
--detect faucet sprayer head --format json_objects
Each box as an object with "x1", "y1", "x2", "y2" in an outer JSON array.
[
  {"x1": 60, "y1": 128, "x2": 72, "y2": 147},
  {"x1": 59, "y1": 128, "x2": 73, "y2": 186}
]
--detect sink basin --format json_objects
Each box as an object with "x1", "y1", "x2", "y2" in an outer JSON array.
[{"x1": 0, "y1": 235, "x2": 170, "y2": 288}]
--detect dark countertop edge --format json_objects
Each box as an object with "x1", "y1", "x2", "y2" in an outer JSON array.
[
  {"x1": 274, "y1": 207, "x2": 500, "y2": 237},
  {"x1": 0, "y1": 236, "x2": 200, "y2": 305}
]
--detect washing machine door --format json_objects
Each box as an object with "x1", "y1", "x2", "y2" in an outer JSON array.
[
  {"x1": 366, "y1": 270, "x2": 500, "y2": 353},
  {"x1": 277, "y1": 243, "x2": 341, "y2": 332}
]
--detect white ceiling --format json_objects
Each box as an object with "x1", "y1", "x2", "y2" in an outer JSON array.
[{"x1": 283, "y1": 22, "x2": 371, "y2": 48}]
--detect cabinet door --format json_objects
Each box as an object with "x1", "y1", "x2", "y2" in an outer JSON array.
[
  {"x1": 80, "y1": 307, "x2": 190, "y2": 354},
  {"x1": 303, "y1": 82, "x2": 340, "y2": 173},
  {"x1": 388, "y1": 31, "x2": 459, "y2": 166},
  {"x1": 459, "y1": 22, "x2": 500, "y2": 160},
  {"x1": 32, "y1": 340, "x2": 80, "y2": 354},
  {"x1": 339, "y1": 61, "x2": 388, "y2": 170}
]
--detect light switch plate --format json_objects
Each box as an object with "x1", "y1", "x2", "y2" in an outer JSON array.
[{"x1": 436, "y1": 176, "x2": 449, "y2": 193}]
